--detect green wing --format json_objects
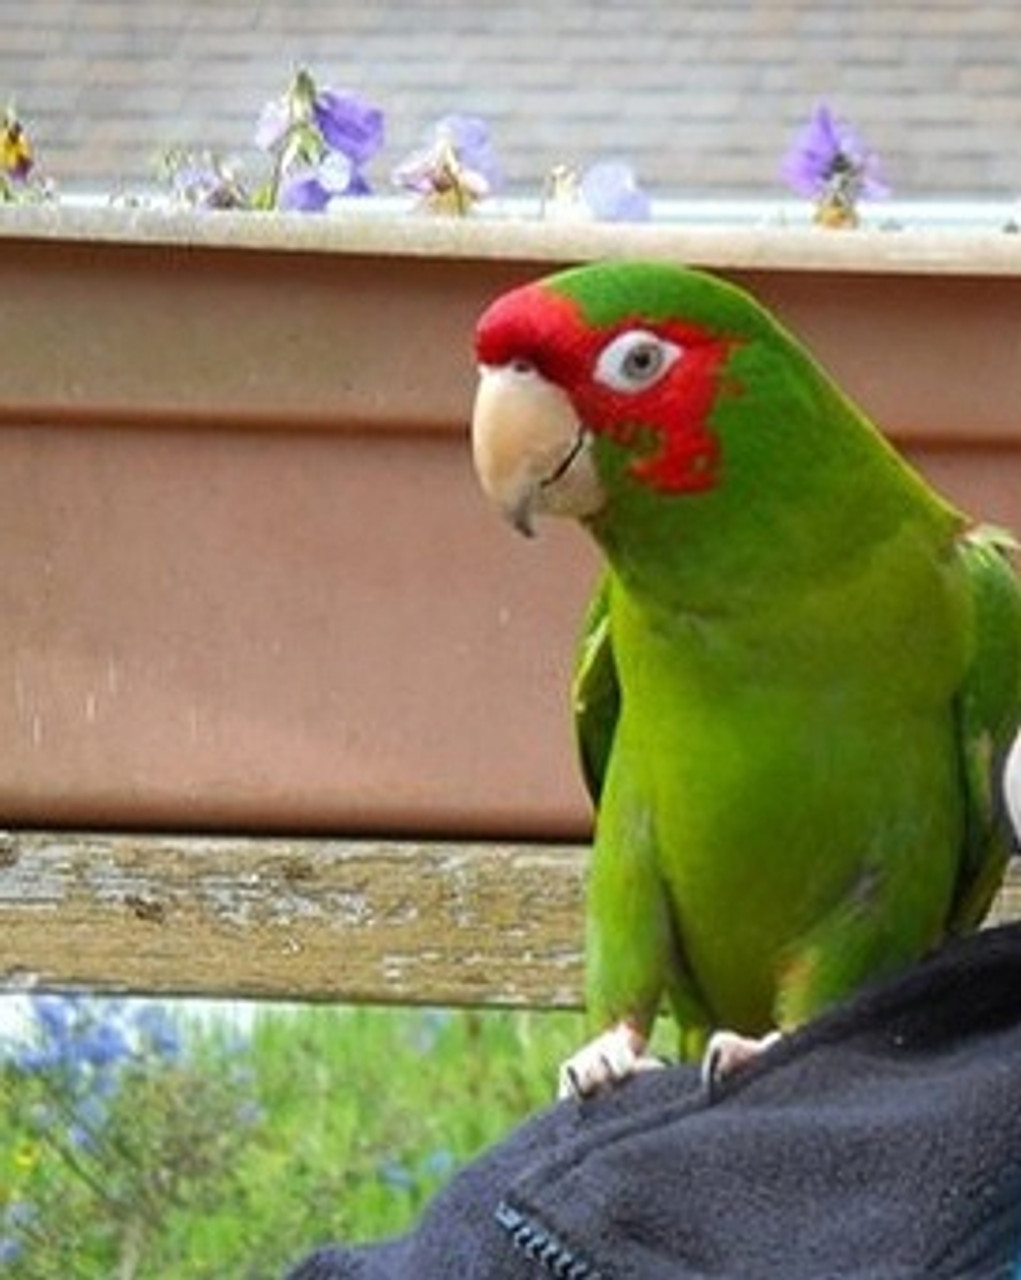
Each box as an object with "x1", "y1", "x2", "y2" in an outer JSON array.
[
  {"x1": 948, "y1": 525, "x2": 1021, "y2": 931},
  {"x1": 571, "y1": 574, "x2": 620, "y2": 806}
]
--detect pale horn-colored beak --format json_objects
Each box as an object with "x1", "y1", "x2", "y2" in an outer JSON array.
[{"x1": 471, "y1": 364, "x2": 605, "y2": 536}]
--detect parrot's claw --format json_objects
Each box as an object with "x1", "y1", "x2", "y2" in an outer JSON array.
[
  {"x1": 558, "y1": 1021, "x2": 663, "y2": 1100},
  {"x1": 701, "y1": 1028, "x2": 783, "y2": 1095}
]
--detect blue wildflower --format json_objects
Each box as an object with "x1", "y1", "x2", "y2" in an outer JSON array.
[
  {"x1": 0, "y1": 1199, "x2": 35, "y2": 1262},
  {"x1": 421, "y1": 1147, "x2": 457, "y2": 1180},
  {"x1": 376, "y1": 1157, "x2": 417, "y2": 1192},
  {"x1": 0, "y1": 1234, "x2": 23, "y2": 1264},
  {"x1": 30, "y1": 995, "x2": 72, "y2": 1043},
  {"x1": 406, "y1": 1009, "x2": 454, "y2": 1055},
  {"x1": 133, "y1": 1003, "x2": 181, "y2": 1060},
  {"x1": 9, "y1": 997, "x2": 180, "y2": 1093},
  {"x1": 79, "y1": 1018, "x2": 130, "y2": 1069}
]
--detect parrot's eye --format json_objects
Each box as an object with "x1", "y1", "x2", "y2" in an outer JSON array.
[{"x1": 594, "y1": 330, "x2": 682, "y2": 394}]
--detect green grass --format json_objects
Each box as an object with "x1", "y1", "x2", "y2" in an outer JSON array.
[
  {"x1": 0, "y1": 1002, "x2": 588, "y2": 1278},
  {"x1": 223, "y1": 1004, "x2": 587, "y2": 1278}
]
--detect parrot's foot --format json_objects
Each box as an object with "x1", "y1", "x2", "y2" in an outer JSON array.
[
  {"x1": 558, "y1": 1021, "x2": 664, "y2": 1100},
  {"x1": 701, "y1": 1029, "x2": 783, "y2": 1094}
]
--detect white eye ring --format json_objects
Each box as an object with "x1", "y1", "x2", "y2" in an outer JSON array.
[{"x1": 594, "y1": 330, "x2": 682, "y2": 393}]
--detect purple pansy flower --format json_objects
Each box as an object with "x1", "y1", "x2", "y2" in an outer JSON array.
[
  {"x1": 278, "y1": 152, "x2": 369, "y2": 212},
  {"x1": 393, "y1": 114, "x2": 502, "y2": 214},
  {"x1": 165, "y1": 149, "x2": 247, "y2": 209},
  {"x1": 256, "y1": 70, "x2": 384, "y2": 210},
  {"x1": 254, "y1": 94, "x2": 293, "y2": 154},
  {"x1": 782, "y1": 103, "x2": 888, "y2": 226},
  {"x1": 0, "y1": 110, "x2": 32, "y2": 181},
  {"x1": 0, "y1": 106, "x2": 50, "y2": 203},
  {"x1": 312, "y1": 89, "x2": 384, "y2": 168},
  {"x1": 541, "y1": 160, "x2": 651, "y2": 223},
  {"x1": 438, "y1": 114, "x2": 502, "y2": 191},
  {"x1": 580, "y1": 160, "x2": 651, "y2": 222}
]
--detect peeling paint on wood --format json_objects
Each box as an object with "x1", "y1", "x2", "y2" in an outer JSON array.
[
  {"x1": 0, "y1": 831, "x2": 1016, "y2": 1010},
  {"x1": 0, "y1": 832, "x2": 587, "y2": 1008}
]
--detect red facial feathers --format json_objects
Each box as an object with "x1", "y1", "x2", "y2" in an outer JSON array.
[{"x1": 475, "y1": 283, "x2": 734, "y2": 495}]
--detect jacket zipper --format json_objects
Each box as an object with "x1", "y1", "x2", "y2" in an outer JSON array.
[{"x1": 495, "y1": 1200, "x2": 605, "y2": 1279}]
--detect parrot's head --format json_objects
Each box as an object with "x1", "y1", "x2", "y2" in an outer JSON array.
[
  {"x1": 470, "y1": 260, "x2": 960, "y2": 603},
  {"x1": 471, "y1": 261, "x2": 775, "y2": 538}
]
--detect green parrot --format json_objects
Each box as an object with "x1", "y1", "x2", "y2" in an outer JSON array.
[{"x1": 470, "y1": 260, "x2": 1021, "y2": 1096}]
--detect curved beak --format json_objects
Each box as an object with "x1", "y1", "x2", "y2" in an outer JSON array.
[{"x1": 471, "y1": 365, "x2": 605, "y2": 537}]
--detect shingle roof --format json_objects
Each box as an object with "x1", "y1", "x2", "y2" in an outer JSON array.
[{"x1": 3, "y1": 1, "x2": 1020, "y2": 201}]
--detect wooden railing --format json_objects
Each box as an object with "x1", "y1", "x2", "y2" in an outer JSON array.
[{"x1": 0, "y1": 830, "x2": 1016, "y2": 1009}]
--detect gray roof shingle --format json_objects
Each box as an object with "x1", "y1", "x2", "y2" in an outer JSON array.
[{"x1": 3, "y1": 1, "x2": 1020, "y2": 200}]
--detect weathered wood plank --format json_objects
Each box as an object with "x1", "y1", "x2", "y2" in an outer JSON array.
[
  {"x1": 0, "y1": 831, "x2": 1017, "y2": 1008},
  {"x1": 0, "y1": 832, "x2": 586, "y2": 1008}
]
